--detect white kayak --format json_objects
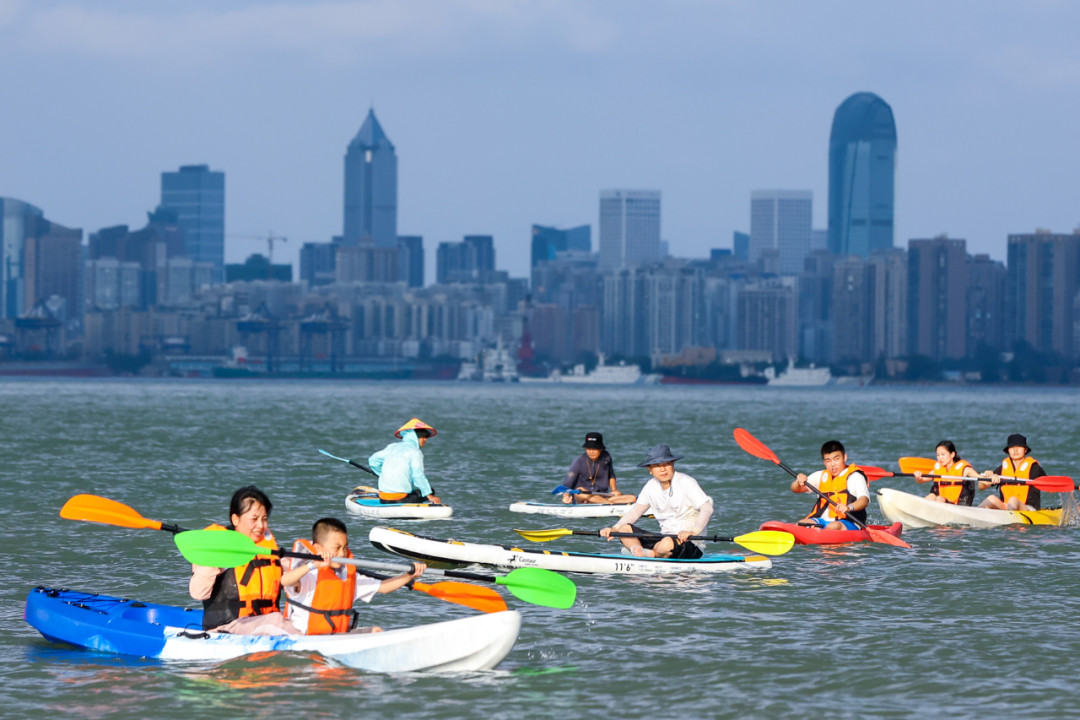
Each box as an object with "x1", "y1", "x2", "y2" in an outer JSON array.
[
  {"x1": 508, "y1": 501, "x2": 634, "y2": 518},
  {"x1": 368, "y1": 526, "x2": 772, "y2": 575},
  {"x1": 25, "y1": 587, "x2": 519, "y2": 673},
  {"x1": 876, "y1": 488, "x2": 1061, "y2": 529},
  {"x1": 346, "y1": 491, "x2": 453, "y2": 520}
]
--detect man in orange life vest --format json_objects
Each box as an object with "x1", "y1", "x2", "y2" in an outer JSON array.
[
  {"x1": 790, "y1": 440, "x2": 870, "y2": 531},
  {"x1": 282, "y1": 517, "x2": 425, "y2": 634},
  {"x1": 978, "y1": 434, "x2": 1045, "y2": 511}
]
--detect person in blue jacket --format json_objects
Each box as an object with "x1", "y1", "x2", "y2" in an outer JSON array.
[{"x1": 368, "y1": 418, "x2": 441, "y2": 505}]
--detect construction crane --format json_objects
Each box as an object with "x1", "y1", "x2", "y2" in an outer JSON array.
[{"x1": 227, "y1": 232, "x2": 287, "y2": 280}]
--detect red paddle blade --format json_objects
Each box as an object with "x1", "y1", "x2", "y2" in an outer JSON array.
[
  {"x1": 865, "y1": 527, "x2": 912, "y2": 549},
  {"x1": 60, "y1": 494, "x2": 164, "y2": 531},
  {"x1": 412, "y1": 581, "x2": 508, "y2": 613},
  {"x1": 1032, "y1": 476, "x2": 1076, "y2": 493},
  {"x1": 733, "y1": 428, "x2": 779, "y2": 465},
  {"x1": 858, "y1": 466, "x2": 894, "y2": 481}
]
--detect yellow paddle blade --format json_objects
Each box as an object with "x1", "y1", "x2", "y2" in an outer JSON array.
[
  {"x1": 898, "y1": 457, "x2": 935, "y2": 474},
  {"x1": 60, "y1": 494, "x2": 164, "y2": 531},
  {"x1": 512, "y1": 528, "x2": 575, "y2": 543},
  {"x1": 732, "y1": 530, "x2": 795, "y2": 556}
]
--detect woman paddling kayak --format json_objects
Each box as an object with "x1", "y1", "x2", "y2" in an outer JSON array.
[
  {"x1": 368, "y1": 418, "x2": 441, "y2": 505},
  {"x1": 913, "y1": 440, "x2": 979, "y2": 506}
]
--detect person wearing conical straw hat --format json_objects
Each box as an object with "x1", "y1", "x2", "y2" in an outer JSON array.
[{"x1": 367, "y1": 418, "x2": 441, "y2": 505}]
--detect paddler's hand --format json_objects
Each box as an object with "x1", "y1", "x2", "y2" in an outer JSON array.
[
  {"x1": 599, "y1": 527, "x2": 614, "y2": 540},
  {"x1": 676, "y1": 530, "x2": 693, "y2": 544},
  {"x1": 427, "y1": 494, "x2": 442, "y2": 504},
  {"x1": 913, "y1": 471, "x2": 924, "y2": 482},
  {"x1": 562, "y1": 493, "x2": 572, "y2": 504},
  {"x1": 834, "y1": 502, "x2": 849, "y2": 516},
  {"x1": 409, "y1": 562, "x2": 427, "y2": 578},
  {"x1": 792, "y1": 473, "x2": 808, "y2": 491}
]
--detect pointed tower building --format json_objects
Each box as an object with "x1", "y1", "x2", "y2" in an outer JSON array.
[{"x1": 343, "y1": 109, "x2": 397, "y2": 248}]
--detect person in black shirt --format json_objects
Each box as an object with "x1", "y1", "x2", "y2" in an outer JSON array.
[{"x1": 561, "y1": 432, "x2": 636, "y2": 505}]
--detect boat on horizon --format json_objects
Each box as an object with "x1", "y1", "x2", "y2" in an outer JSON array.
[{"x1": 518, "y1": 355, "x2": 658, "y2": 385}]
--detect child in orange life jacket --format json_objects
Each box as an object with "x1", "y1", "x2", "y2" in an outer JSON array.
[
  {"x1": 912, "y1": 440, "x2": 979, "y2": 506},
  {"x1": 978, "y1": 434, "x2": 1045, "y2": 511},
  {"x1": 282, "y1": 517, "x2": 426, "y2": 635},
  {"x1": 791, "y1": 440, "x2": 869, "y2": 531}
]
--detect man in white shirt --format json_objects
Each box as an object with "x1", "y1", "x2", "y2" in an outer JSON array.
[
  {"x1": 790, "y1": 440, "x2": 869, "y2": 530},
  {"x1": 599, "y1": 445, "x2": 714, "y2": 559}
]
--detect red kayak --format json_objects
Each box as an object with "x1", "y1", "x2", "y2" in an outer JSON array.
[{"x1": 759, "y1": 520, "x2": 904, "y2": 546}]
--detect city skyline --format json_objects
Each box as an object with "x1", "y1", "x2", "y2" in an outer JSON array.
[{"x1": 1, "y1": 2, "x2": 1079, "y2": 280}]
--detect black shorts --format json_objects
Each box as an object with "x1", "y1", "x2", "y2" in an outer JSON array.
[{"x1": 629, "y1": 525, "x2": 704, "y2": 559}]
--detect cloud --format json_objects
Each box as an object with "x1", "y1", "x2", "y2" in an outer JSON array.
[{"x1": 6, "y1": 0, "x2": 619, "y2": 67}]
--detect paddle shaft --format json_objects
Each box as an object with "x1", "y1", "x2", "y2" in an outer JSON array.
[
  {"x1": 772, "y1": 457, "x2": 876, "y2": 532},
  {"x1": 589, "y1": 529, "x2": 739, "y2": 543},
  {"x1": 319, "y1": 449, "x2": 379, "y2": 478},
  {"x1": 273, "y1": 547, "x2": 500, "y2": 585}
]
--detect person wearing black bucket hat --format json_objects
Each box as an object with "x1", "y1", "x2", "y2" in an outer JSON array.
[
  {"x1": 978, "y1": 434, "x2": 1045, "y2": 511},
  {"x1": 561, "y1": 433, "x2": 637, "y2": 505},
  {"x1": 598, "y1": 444, "x2": 714, "y2": 559}
]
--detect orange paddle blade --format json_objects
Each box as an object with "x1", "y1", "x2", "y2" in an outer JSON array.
[
  {"x1": 858, "y1": 465, "x2": 894, "y2": 481},
  {"x1": 898, "y1": 457, "x2": 935, "y2": 474},
  {"x1": 733, "y1": 428, "x2": 779, "y2": 465},
  {"x1": 60, "y1": 494, "x2": 163, "y2": 531},
  {"x1": 413, "y1": 581, "x2": 508, "y2": 613}
]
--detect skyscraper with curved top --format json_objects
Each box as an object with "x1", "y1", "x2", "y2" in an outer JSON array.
[
  {"x1": 828, "y1": 92, "x2": 896, "y2": 257},
  {"x1": 344, "y1": 109, "x2": 397, "y2": 248}
]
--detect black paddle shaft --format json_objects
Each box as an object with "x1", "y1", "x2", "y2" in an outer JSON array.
[
  {"x1": 778, "y1": 459, "x2": 872, "y2": 532},
  {"x1": 592, "y1": 530, "x2": 736, "y2": 543}
]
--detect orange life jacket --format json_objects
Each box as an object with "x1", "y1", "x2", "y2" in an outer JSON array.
[
  {"x1": 284, "y1": 538, "x2": 359, "y2": 635},
  {"x1": 808, "y1": 464, "x2": 867, "y2": 523},
  {"x1": 932, "y1": 459, "x2": 974, "y2": 505},
  {"x1": 999, "y1": 456, "x2": 1041, "y2": 508},
  {"x1": 201, "y1": 524, "x2": 281, "y2": 630}
]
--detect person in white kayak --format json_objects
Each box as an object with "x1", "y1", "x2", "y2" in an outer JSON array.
[
  {"x1": 978, "y1": 433, "x2": 1044, "y2": 511},
  {"x1": 912, "y1": 440, "x2": 979, "y2": 506},
  {"x1": 368, "y1": 418, "x2": 441, "y2": 505},
  {"x1": 791, "y1": 440, "x2": 869, "y2": 531},
  {"x1": 599, "y1": 444, "x2": 714, "y2": 559}
]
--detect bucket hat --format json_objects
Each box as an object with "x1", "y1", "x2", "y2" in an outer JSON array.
[
  {"x1": 583, "y1": 432, "x2": 606, "y2": 450},
  {"x1": 1003, "y1": 433, "x2": 1030, "y2": 454},
  {"x1": 637, "y1": 444, "x2": 683, "y2": 467}
]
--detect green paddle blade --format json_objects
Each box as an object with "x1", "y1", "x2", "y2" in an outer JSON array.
[
  {"x1": 733, "y1": 530, "x2": 795, "y2": 556},
  {"x1": 175, "y1": 529, "x2": 269, "y2": 567},
  {"x1": 496, "y1": 567, "x2": 576, "y2": 609}
]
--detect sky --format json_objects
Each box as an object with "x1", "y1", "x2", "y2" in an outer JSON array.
[{"x1": 2, "y1": 0, "x2": 1079, "y2": 281}]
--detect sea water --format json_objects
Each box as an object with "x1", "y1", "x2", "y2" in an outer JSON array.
[{"x1": 2, "y1": 379, "x2": 1079, "y2": 719}]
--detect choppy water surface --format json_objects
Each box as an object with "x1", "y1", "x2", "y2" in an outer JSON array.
[{"x1": 2, "y1": 379, "x2": 1080, "y2": 719}]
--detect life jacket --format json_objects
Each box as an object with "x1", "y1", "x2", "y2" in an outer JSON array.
[
  {"x1": 999, "y1": 456, "x2": 1041, "y2": 510},
  {"x1": 201, "y1": 524, "x2": 281, "y2": 630},
  {"x1": 283, "y1": 539, "x2": 359, "y2": 635},
  {"x1": 807, "y1": 464, "x2": 868, "y2": 524},
  {"x1": 931, "y1": 459, "x2": 975, "y2": 506}
]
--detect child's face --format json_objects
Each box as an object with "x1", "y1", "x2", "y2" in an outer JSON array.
[
  {"x1": 822, "y1": 451, "x2": 847, "y2": 476},
  {"x1": 231, "y1": 501, "x2": 269, "y2": 543},
  {"x1": 647, "y1": 462, "x2": 675, "y2": 484},
  {"x1": 585, "y1": 448, "x2": 602, "y2": 461},
  {"x1": 315, "y1": 530, "x2": 349, "y2": 568}
]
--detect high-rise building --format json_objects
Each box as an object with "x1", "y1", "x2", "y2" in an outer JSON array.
[
  {"x1": 531, "y1": 224, "x2": 590, "y2": 270},
  {"x1": 160, "y1": 165, "x2": 225, "y2": 283},
  {"x1": 736, "y1": 278, "x2": 798, "y2": 361},
  {"x1": 343, "y1": 109, "x2": 397, "y2": 248},
  {"x1": 1, "y1": 197, "x2": 44, "y2": 319},
  {"x1": 967, "y1": 253, "x2": 1006, "y2": 353},
  {"x1": 908, "y1": 237, "x2": 968, "y2": 360},
  {"x1": 1006, "y1": 230, "x2": 1080, "y2": 359},
  {"x1": 733, "y1": 231, "x2": 750, "y2": 264},
  {"x1": 749, "y1": 190, "x2": 812, "y2": 274},
  {"x1": 398, "y1": 235, "x2": 424, "y2": 288},
  {"x1": 828, "y1": 92, "x2": 897, "y2": 257},
  {"x1": 598, "y1": 190, "x2": 660, "y2": 270},
  {"x1": 436, "y1": 235, "x2": 496, "y2": 284}
]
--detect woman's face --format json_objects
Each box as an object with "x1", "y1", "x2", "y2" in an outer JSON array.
[
  {"x1": 232, "y1": 501, "x2": 269, "y2": 543},
  {"x1": 936, "y1": 446, "x2": 955, "y2": 465},
  {"x1": 585, "y1": 448, "x2": 602, "y2": 461}
]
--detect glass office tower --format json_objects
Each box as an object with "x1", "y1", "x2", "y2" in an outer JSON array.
[
  {"x1": 160, "y1": 165, "x2": 225, "y2": 283},
  {"x1": 827, "y1": 92, "x2": 897, "y2": 257}
]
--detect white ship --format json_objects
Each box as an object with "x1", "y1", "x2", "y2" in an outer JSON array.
[
  {"x1": 765, "y1": 358, "x2": 833, "y2": 387},
  {"x1": 519, "y1": 355, "x2": 658, "y2": 385}
]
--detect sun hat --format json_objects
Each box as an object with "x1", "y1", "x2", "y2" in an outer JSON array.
[
  {"x1": 583, "y1": 432, "x2": 606, "y2": 450},
  {"x1": 637, "y1": 444, "x2": 683, "y2": 467},
  {"x1": 395, "y1": 417, "x2": 437, "y2": 438},
  {"x1": 1003, "y1": 433, "x2": 1030, "y2": 454}
]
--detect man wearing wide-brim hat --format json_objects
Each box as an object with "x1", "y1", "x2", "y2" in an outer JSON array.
[
  {"x1": 978, "y1": 433, "x2": 1045, "y2": 511},
  {"x1": 598, "y1": 444, "x2": 714, "y2": 559}
]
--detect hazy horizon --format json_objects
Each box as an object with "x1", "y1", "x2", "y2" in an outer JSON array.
[{"x1": 2, "y1": 0, "x2": 1079, "y2": 281}]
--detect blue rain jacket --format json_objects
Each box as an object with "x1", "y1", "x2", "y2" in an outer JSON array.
[{"x1": 367, "y1": 430, "x2": 433, "y2": 497}]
